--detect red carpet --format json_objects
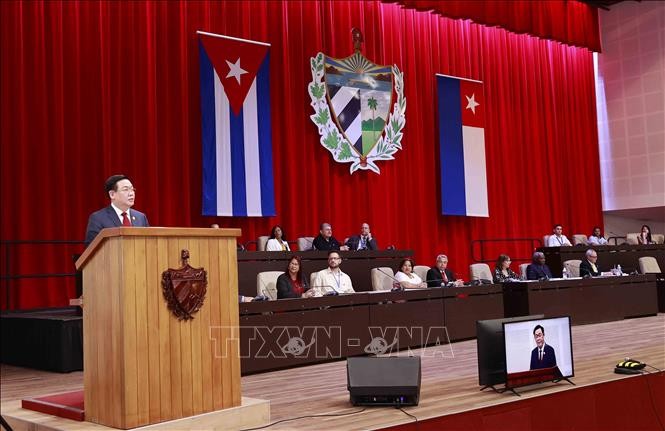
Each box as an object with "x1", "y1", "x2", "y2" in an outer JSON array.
[
  {"x1": 22, "y1": 390, "x2": 84, "y2": 421},
  {"x1": 380, "y1": 372, "x2": 665, "y2": 431}
]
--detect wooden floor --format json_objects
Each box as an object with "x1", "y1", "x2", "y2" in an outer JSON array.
[{"x1": 2, "y1": 314, "x2": 664, "y2": 430}]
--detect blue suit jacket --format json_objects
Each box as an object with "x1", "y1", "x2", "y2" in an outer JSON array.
[
  {"x1": 530, "y1": 344, "x2": 557, "y2": 370},
  {"x1": 526, "y1": 263, "x2": 553, "y2": 280},
  {"x1": 85, "y1": 206, "x2": 149, "y2": 246}
]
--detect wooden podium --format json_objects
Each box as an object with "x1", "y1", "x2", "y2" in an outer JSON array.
[{"x1": 75, "y1": 227, "x2": 242, "y2": 429}]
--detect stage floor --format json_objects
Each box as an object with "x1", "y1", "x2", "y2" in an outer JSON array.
[{"x1": 2, "y1": 314, "x2": 664, "y2": 430}]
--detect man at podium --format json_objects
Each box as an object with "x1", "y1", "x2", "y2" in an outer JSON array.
[{"x1": 84, "y1": 174, "x2": 150, "y2": 246}]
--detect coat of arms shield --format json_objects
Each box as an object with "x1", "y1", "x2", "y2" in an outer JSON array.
[
  {"x1": 161, "y1": 250, "x2": 208, "y2": 321},
  {"x1": 309, "y1": 29, "x2": 406, "y2": 174}
]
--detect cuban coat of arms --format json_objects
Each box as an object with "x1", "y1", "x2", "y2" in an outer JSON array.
[{"x1": 308, "y1": 29, "x2": 406, "y2": 174}]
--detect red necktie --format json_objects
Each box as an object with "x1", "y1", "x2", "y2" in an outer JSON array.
[
  {"x1": 122, "y1": 212, "x2": 132, "y2": 226},
  {"x1": 441, "y1": 271, "x2": 448, "y2": 283}
]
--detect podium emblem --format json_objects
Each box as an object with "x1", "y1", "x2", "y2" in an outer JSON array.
[{"x1": 161, "y1": 249, "x2": 208, "y2": 320}]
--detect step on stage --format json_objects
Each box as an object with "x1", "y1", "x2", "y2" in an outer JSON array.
[{"x1": 2, "y1": 315, "x2": 664, "y2": 430}]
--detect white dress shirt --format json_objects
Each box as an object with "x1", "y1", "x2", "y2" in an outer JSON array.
[
  {"x1": 311, "y1": 268, "x2": 354, "y2": 297},
  {"x1": 547, "y1": 234, "x2": 571, "y2": 247},
  {"x1": 266, "y1": 238, "x2": 290, "y2": 251}
]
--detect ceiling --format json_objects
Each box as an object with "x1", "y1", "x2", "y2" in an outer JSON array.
[{"x1": 579, "y1": 0, "x2": 636, "y2": 11}]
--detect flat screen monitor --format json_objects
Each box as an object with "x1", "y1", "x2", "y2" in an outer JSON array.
[
  {"x1": 476, "y1": 314, "x2": 544, "y2": 388},
  {"x1": 503, "y1": 316, "x2": 574, "y2": 389}
]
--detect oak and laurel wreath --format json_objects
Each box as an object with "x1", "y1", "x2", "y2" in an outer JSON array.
[{"x1": 308, "y1": 52, "x2": 406, "y2": 174}]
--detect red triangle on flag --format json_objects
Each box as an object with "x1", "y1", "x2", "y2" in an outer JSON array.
[{"x1": 199, "y1": 32, "x2": 270, "y2": 115}]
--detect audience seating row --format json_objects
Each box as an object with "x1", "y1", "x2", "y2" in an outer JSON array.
[{"x1": 543, "y1": 233, "x2": 664, "y2": 247}]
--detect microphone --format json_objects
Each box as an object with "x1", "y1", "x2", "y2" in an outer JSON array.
[
  {"x1": 375, "y1": 267, "x2": 404, "y2": 291},
  {"x1": 255, "y1": 275, "x2": 274, "y2": 301},
  {"x1": 308, "y1": 284, "x2": 344, "y2": 297}
]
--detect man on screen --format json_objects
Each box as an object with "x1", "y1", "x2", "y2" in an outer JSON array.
[{"x1": 529, "y1": 325, "x2": 557, "y2": 370}]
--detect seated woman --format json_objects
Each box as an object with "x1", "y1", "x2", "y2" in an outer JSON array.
[
  {"x1": 587, "y1": 226, "x2": 608, "y2": 245},
  {"x1": 493, "y1": 254, "x2": 520, "y2": 283},
  {"x1": 637, "y1": 224, "x2": 655, "y2": 245},
  {"x1": 276, "y1": 255, "x2": 308, "y2": 299},
  {"x1": 395, "y1": 258, "x2": 427, "y2": 289},
  {"x1": 266, "y1": 225, "x2": 291, "y2": 251}
]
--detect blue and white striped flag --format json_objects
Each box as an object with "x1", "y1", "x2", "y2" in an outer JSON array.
[{"x1": 198, "y1": 31, "x2": 275, "y2": 217}]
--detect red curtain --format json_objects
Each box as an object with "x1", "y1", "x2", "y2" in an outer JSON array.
[
  {"x1": 386, "y1": 0, "x2": 601, "y2": 51},
  {"x1": 0, "y1": 0, "x2": 602, "y2": 309}
]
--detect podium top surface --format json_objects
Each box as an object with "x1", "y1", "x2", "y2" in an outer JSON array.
[{"x1": 76, "y1": 227, "x2": 241, "y2": 270}]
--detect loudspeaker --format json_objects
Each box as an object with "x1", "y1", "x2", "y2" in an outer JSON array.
[{"x1": 347, "y1": 356, "x2": 421, "y2": 406}]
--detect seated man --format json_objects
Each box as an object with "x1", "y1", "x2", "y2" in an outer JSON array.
[
  {"x1": 547, "y1": 224, "x2": 572, "y2": 247},
  {"x1": 312, "y1": 222, "x2": 349, "y2": 251},
  {"x1": 308, "y1": 251, "x2": 355, "y2": 297},
  {"x1": 526, "y1": 252, "x2": 553, "y2": 280},
  {"x1": 579, "y1": 249, "x2": 601, "y2": 277},
  {"x1": 345, "y1": 223, "x2": 378, "y2": 251},
  {"x1": 586, "y1": 226, "x2": 608, "y2": 245},
  {"x1": 426, "y1": 254, "x2": 463, "y2": 287}
]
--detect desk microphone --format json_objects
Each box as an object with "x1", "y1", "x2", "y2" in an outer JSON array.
[
  {"x1": 308, "y1": 283, "x2": 344, "y2": 297},
  {"x1": 375, "y1": 267, "x2": 404, "y2": 291}
]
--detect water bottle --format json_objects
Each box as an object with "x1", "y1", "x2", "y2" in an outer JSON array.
[
  {"x1": 562, "y1": 267, "x2": 569, "y2": 279},
  {"x1": 617, "y1": 264, "x2": 622, "y2": 276}
]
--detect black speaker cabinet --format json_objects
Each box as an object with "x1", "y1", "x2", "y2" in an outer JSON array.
[{"x1": 347, "y1": 356, "x2": 421, "y2": 406}]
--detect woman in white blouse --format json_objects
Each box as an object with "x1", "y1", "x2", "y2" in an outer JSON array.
[
  {"x1": 266, "y1": 225, "x2": 291, "y2": 251},
  {"x1": 394, "y1": 258, "x2": 427, "y2": 289}
]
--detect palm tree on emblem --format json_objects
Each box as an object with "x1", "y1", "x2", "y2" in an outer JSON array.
[{"x1": 367, "y1": 96, "x2": 378, "y2": 144}]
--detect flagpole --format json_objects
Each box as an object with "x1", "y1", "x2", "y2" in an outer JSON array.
[{"x1": 196, "y1": 30, "x2": 271, "y2": 47}]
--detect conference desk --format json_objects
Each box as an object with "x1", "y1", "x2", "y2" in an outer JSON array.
[
  {"x1": 237, "y1": 249, "x2": 413, "y2": 297},
  {"x1": 539, "y1": 244, "x2": 665, "y2": 277},
  {"x1": 237, "y1": 286, "x2": 503, "y2": 374},
  {"x1": 502, "y1": 274, "x2": 658, "y2": 325}
]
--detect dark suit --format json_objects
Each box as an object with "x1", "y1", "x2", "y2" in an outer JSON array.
[
  {"x1": 276, "y1": 273, "x2": 309, "y2": 299},
  {"x1": 530, "y1": 344, "x2": 557, "y2": 370},
  {"x1": 579, "y1": 259, "x2": 600, "y2": 277},
  {"x1": 345, "y1": 235, "x2": 377, "y2": 251},
  {"x1": 425, "y1": 267, "x2": 456, "y2": 288},
  {"x1": 526, "y1": 263, "x2": 553, "y2": 280},
  {"x1": 85, "y1": 205, "x2": 149, "y2": 246},
  {"x1": 312, "y1": 234, "x2": 341, "y2": 251}
]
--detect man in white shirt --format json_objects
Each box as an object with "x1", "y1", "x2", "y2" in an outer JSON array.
[
  {"x1": 547, "y1": 224, "x2": 572, "y2": 247},
  {"x1": 309, "y1": 251, "x2": 355, "y2": 297},
  {"x1": 586, "y1": 226, "x2": 608, "y2": 245}
]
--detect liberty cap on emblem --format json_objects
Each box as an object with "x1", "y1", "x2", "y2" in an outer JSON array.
[
  {"x1": 161, "y1": 250, "x2": 208, "y2": 321},
  {"x1": 309, "y1": 28, "x2": 406, "y2": 174}
]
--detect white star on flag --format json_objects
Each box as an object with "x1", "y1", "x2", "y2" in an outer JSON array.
[
  {"x1": 465, "y1": 93, "x2": 479, "y2": 114},
  {"x1": 225, "y1": 58, "x2": 248, "y2": 84}
]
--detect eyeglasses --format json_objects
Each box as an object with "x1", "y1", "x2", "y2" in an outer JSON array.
[{"x1": 117, "y1": 187, "x2": 136, "y2": 193}]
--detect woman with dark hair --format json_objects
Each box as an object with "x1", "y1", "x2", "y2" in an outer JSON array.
[
  {"x1": 395, "y1": 258, "x2": 426, "y2": 289},
  {"x1": 266, "y1": 225, "x2": 291, "y2": 251},
  {"x1": 493, "y1": 254, "x2": 519, "y2": 283},
  {"x1": 276, "y1": 255, "x2": 308, "y2": 298},
  {"x1": 638, "y1": 225, "x2": 654, "y2": 245}
]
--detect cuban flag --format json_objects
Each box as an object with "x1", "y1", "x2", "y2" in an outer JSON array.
[
  {"x1": 198, "y1": 31, "x2": 275, "y2": 217},
  {"x1": 436, "y1": 74, "x2": 489, "y2": 217}
]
